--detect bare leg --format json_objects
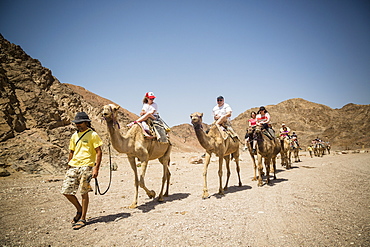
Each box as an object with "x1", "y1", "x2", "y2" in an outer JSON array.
[
  {"x1": 81, "y1": 193, "x2": 89, "y2": 220},
  {"x1": 64, "y1": 194, "x2": 82, "y2": 223}
]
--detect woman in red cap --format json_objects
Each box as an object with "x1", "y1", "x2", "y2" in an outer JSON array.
[{"x1": 127, "y1": 92, "x2": 158, "y2": 137}]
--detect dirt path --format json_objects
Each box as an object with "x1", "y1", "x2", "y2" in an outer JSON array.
[{"x1": 1, "y1": 151, "x2": 369, "y2": 246}]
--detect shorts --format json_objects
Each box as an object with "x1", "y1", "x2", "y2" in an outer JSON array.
[{"x1": 61, "y1": 166, "x2": 93, "y2": 195}]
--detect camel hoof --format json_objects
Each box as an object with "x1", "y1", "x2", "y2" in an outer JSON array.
[
  {"x1": 252, "y1": 177, "x2": 257, "y2": 181},
  {"x1": 158, "y1": 196, "x2": 164, "y2": 202},
  {"x1": 202, "y1": 192, "x2": 210, "y2": 199},
  {"x1": 129, "y1": 203, "x2": 137, "y2": 209},
  {"x1": 148, "y1": 190, "x2": 156, "y2": 199},
  {"x1": 238, "y1": 182, "x2": 242, "y2": 187},
  {"x1": 258, "y1": 181, "x2": 263, "y2": 187}
]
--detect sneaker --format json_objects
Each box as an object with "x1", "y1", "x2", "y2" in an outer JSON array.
[{"x1": 127, "y1": 121, "x2": 137, "y2": 127}]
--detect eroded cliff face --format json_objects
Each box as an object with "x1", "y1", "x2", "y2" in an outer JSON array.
[{"x1": 0, "y1": 35, "x2": 135, "y2": 175}]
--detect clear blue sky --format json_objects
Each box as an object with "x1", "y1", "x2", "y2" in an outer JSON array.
[{"x1": 1, "y1": 0, "x2": 369, "y2": 126}]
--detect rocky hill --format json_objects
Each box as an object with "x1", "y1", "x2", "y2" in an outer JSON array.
[
  {"x1": 0, "y1": 35, "x2": 137, "y2": 176},
  {"x1": 231, "y1": 98, "x2": 370, "y2": 150},
  {"x1": 1, "y1": 35, "x2": 369, "y2": 176}
]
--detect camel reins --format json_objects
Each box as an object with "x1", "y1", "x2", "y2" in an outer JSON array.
[{"x1": 94, "y1": 141, "x2": 113, "y2": 195}]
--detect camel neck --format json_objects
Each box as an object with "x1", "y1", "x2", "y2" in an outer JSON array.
[{"x1": 194, "y1": 126, "x2": 212, "y2": 151}]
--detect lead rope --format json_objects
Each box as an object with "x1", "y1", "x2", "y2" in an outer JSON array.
[{"x1": 94, "y1": 142, "x2": 113, "y2": 195}]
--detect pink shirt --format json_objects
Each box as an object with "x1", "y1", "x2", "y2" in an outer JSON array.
[{"x1": 248, "y1": 118, "x2": 257, "y2": 127}]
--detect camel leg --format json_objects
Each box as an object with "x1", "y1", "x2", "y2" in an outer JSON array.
[
  {"x1": 202, "y1": 153, "x2": 211, "y2": 199},
  {"x1": 287, "y1": 150, "x2": 292, "y2": 169},
  {"x1": 248, "y1": 142, "x2": 258, "y2": 181},
  {"x1": 234, "y1": 151, "x2": 242, "y2": 187},
  {"x1": 223, "y1": 155, "x2": 231, "y2": 191},
  {"x1": 157, "y1": 161, "x2": 168, "y2": 202},
  {"x1": 217, "y1": 156, "x2": 224, "y2": 195},
  {"x1": 164, "y1": 163, "x2": 171, "y2": 197},
  {"x1": 139, "y1": 160, "x2": 156, "y2": 200},
  {"x1": 128, "y1": 157, "x2": 139, "y2": 209},
  {"x1": 257, "y1": 154, "x2": 264, "y2": 187},
  {"x1": 158, "y1": 154, "x2": 171, "y2": 201},
  {"x1": 271, "y1": 156, "x2": 277, "y2": 180},
  {"x1": 265, "y1": 158, "x2": 271, "y2": 185}
]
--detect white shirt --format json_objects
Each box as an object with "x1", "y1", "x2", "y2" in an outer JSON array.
[
  {"x1": 142, "y1": 102, "x2": 158, "y2": 116},
  {"x1": 213, "y1": 103, "x2": 232, "y2": 119}
]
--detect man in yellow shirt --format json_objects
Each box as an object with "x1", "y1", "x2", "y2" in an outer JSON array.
[{"x1": 61, "y1": 112, "x2": 103, "y2": 230}]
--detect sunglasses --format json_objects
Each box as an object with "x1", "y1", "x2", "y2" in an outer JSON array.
[{"x1": 217, "y1": 99, "x2": 223, "y2": 102}]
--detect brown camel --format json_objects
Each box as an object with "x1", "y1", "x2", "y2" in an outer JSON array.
[
  {"x1": 190, "y1": 112, "x2": 242, "y2": 199},
  {"x1": 280, "y1": 137, "x2": 291, "y2": 169},
  {"x1": 255, "y1": 126, "x2": 281, "y2": 186},
  {"x1": 290, "y1": 139, "x2": 301, "y2": 162},
  {"x1": 102, "y1": 104, "x2": 172, "y2": 208}
]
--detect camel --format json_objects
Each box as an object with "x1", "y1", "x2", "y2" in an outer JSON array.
[
  {"x1": 314, "y1": 143, "x2": 325, "y2": 157},
  {"x1": 255, "y1": 126, "x2": 281, "y2": 187},
  {"x1": 102, "y1": 104, "x2": 171, "y2": 208},
  {"x1": 280, "y1": 137, "x2": 291, "y2": 169},
  {"x1": 244, "y1": 130, "x2": 259, "y2": 181},
  {"x1": 290, "y1": 139, "x2": 301, "y2": 162},
  {"x1": 190, "y1": 112, "x2": 242, "y2": 199}
]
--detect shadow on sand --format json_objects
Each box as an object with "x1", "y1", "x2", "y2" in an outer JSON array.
[
  {"x1": 88, "y1": 212, "x2": 131, "y2": 225},
  {"x1": 212, "y1": 184, "x2": 252, "y2": 199},
  {"x1": 137, "y1": 192, "x2": 190, "y2": 213},
  {"x1": 87, "y1": 193, "x2": 190, "y2": 224}
]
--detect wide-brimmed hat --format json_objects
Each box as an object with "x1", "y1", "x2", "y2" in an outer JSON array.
[
  {"x1": 145, "y1": 92, "x2": 156, "y2": 99},
  {"x1": 72, "y1": 112, "x2": 91, "y2": 123}
]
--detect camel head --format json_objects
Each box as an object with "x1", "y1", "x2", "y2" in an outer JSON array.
[
  {"x1": 102, "y1": 104, "x2": 120, "y2": 127},
  {"x1": 190, "y1": 112, "x2": 204, "y2": 130},
  {"x1": 254, "y1": 125, "x2": 263, "y2": 136}
]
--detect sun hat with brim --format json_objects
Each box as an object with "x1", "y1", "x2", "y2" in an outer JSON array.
[{"x1": 72, "y1": 112, "x2": 91, "y2": 123}]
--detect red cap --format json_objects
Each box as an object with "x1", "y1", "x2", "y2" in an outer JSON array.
[{"x1": 145, "y1": 92, "x2": 156, "y2": 99}]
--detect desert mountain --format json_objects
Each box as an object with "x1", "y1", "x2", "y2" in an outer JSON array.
[
  {"x1": 0, "y1": 35, "x2": 369, "y2": 176},
  {"x1": 0, "y1": 35, "x2": 138, "y2": 175},
  {"x1": 232, "y1": 98, "x2": 370, "y2": 150}
]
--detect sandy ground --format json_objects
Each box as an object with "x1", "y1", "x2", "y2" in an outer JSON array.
[{"x1": 1, "y1": 150, "x2": 369, "y2": 247}]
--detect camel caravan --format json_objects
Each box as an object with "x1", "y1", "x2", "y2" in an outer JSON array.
[
  {"x1": 99, "y1": 94, "x2": 318, "y2": 207},
  {"x1": 308, "y1": 138, "x2": 331, "y2": 158}
]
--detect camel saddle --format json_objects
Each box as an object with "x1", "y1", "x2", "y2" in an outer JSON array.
[
  {"x1": 146, "y1": 117, "x2": 170, "y2": 143},
  {"x1": 220, "y1": 123, "x2": 239, "y2": 140}
]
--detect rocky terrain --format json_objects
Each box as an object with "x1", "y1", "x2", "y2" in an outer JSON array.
[
  {"x1": 1, "y1": 150, "x2": 369, "y2": 246},
  {"x1": 0, "y1": 34, "x2": 369, "y2": 177}
]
